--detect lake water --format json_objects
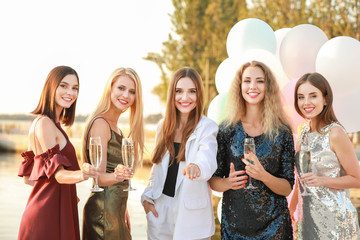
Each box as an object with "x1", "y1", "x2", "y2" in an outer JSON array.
[
  {"x1": 1, "y1": 120, "x2": 360, "y2": 239},
  {"x1": 0, "y1": 120, "x2": 222, "y2": 239},
  {"x1": 3, "y1": 151, "x2": 360, "y2": 239},
  {"x1": 0, "y1": 152, "x2": 222, "y2": 240},
  {"x1": 0, "y1": 152, "x2": 151, "y2": 240}
]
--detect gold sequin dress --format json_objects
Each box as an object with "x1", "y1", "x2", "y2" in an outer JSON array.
[
  {"x1": 82, "y1": 117, "x2": 131, "y2": 240},
  {"x1": 297, "y1": 122, "x2": 360, "y2": 239}
]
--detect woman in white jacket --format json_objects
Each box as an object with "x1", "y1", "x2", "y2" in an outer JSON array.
[{"x1": 141, "y1": 67, "x2": 218, "y2": 240}]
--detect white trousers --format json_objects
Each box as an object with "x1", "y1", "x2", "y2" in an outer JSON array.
[{"x1": 146, "y1": 194, "x2": 210, "y2": 240}]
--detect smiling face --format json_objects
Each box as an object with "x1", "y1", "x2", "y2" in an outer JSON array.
[
  {"x1": 174, "y1": 77, "x2": 197, "y2": 116},
  {"x1": 55, "y1": 74, "x2": 79, "y2": 111},
  {"x1": 111, "y1": 75, "x2": 136, "y2": 112},
  {"x1": 296, "y1": 81, "x2": 326, "y2": 121},
  {"x1": 241, "y1": 66, "x2": 265, "y2": 105}
]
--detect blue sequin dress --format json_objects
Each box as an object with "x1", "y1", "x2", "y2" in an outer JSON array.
[{"x1": 213, "y1": 121, "x2": 295, "y2": 240}]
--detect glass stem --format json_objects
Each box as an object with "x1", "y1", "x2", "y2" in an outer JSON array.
[
  {"x1": 248, "y1": 176, "x2": 253, "y2": 185},
  {"x1": 94, "y1": 177, "x2": 99, "y2": 188}
]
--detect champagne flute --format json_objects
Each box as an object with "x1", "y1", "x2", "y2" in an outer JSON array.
[
  {"x1": 296, "y1": 150, "x2": 312, "y2": 196},
  {"x1": 122, "y1": 137, "x2": 136, "y2": 191},
  {"x1": 297, "y1": 127, "x2": 312, "y2": 196},
  {"x1": 244, "y1": 137, "x2": 257, "y2": 190},
  {"x1": 89, "y1": 136, "x2": 104, "y2": 192}
]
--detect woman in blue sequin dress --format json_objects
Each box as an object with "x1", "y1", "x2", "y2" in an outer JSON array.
[
  {"x1": 209, "y1": 61, "x2": 295, "y2": 239},
  {"x1": 289, "y1": 72, "x2": 360, "y2": 239}
]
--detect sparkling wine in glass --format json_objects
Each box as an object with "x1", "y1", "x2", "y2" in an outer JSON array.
[
  {"x1": 299, "y1": 150, "x2": 311, "y2": 173},
  {"x1": 89, "y1": 136, "x2": 104, "y2": 192},
  {"x1": 297, "y1": 150, "x2": 311, "y2": 196},
  {"x1": 122, "y1": 137, "x2": 136, "y2": 191},
  {"x1": 244, "y1": 138, "x2": 257, "y2": 190}
]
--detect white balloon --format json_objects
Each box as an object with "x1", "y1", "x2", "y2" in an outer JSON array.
[
  {"x1": 280, "y1": 24, "x2": 328, "y2": 79},
  {"x1": 211, "y1": 191, "x2": 223, "y2": 223},
  {"x1": 215, "y1": 49, "x2": 289, "y2": 93},
  {"x1": 316, "y1": 36, "x2": 360, "y2": 96},
  {"x1": 217, "y1": 197, "x2": 222, "y2": 224},
  {"x1": 226, "y1": 18, "x2": 276, "y2": 57},
  {"x1": 238, "y1": 49, "x2": 290, "y2": 89},
  {"x1": 274, "y1": 28, "x2": 291, "y2": 59},
  {"x1": 207, "y1": 93, "x2": 228, "y2": 124},
  {"x1": 333, "y1": 86, "x2": 360, "y2": 133},
  {"x1": 215, "y1": 58, "x2": 240, "y2": 94}
]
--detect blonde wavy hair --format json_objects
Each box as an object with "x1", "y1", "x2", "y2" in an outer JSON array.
[
  {"x1": 224, "y1": 61, "x2": 291, "y2": 139},
  {"x1": 81, "y1": 67, "x2": 144, "y2": 168}
]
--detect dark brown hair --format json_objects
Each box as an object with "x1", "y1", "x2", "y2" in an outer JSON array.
[
  {"x1": 152, "y1": 67, "x2": 204, "y2": 164},
  {"x1": 32, "y1": 66, "x2": 79, "y2": 126},
  {"x1": 294, "y1": 72, "x2": 338, "y2": 132}
]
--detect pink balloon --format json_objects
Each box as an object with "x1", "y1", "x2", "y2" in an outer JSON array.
[{"x1": 281, "y1": 78, "x2": 306, "y2": 134}]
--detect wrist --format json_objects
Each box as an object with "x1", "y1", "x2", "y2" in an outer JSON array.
[
  {"x1": 259, "y1": 170, "x2": 270, "y2": 183},
  {"x1": 318, "y1": 176, "x2": 327, "y2": 187},
  {"x1": 142, "y1": 200, "x2": 152, "y2": 208},
  {"x1": 225, "y1": 177, "x2": 232, "y2": 191},
  {"x1": 79, "y1": 171, "x2": 85, "y2": 181}
]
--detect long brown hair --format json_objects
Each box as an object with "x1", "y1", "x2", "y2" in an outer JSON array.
[
  {"x1": 152, "y1": 67, "x2": 204, "y2": 164},
  {"x1": 81, "y1": 68, "x2": 144, "y2": 167},
  {"x1": 32, "y1": 66, "x2": 79, "y2": 126},
  {"x1": 294, "y1": 72, "x2": 338, "y2": 133},
  {"x1": 224, "y1": 61, "x2": 290, "y2": 139}
]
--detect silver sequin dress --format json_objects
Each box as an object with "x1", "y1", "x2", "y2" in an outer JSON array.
[{"x1": 297, "y1": 122, "x2": 360, "y2": 240}]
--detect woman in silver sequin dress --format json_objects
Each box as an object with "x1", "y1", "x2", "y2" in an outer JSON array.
[{"x1": 290, "y1": 72, "x2": 360, "y2": 239}]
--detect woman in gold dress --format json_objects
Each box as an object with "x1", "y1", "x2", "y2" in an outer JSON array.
[{"x1": 82, "y1": 67, "x2": 144, "y2": 240}]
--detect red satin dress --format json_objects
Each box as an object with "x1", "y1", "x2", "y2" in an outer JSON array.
[{"x1": 17, "y1": 123, "x2": 80, "y2": 240}]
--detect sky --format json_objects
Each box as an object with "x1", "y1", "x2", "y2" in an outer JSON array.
[{"x1": 0, "y1": 0, "x2": 174, "y2": 116}]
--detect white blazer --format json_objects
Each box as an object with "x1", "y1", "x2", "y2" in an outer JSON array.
[{"x1": 141, "y1": 116, "x2": 218, "y2": 240}]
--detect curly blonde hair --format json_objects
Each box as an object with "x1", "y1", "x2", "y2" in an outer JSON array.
[{"x1": 224, "y1": 61, "x2": 291, "y2": 139}]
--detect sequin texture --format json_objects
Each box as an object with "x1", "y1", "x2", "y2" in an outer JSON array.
[
  {"x1": 214, "y1": 121, "x2": 295, "y2": 239},
  {"x1": 297, "y1": 122, "x2": 360, "y2": 240}
]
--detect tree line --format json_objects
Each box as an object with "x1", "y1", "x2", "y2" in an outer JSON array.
[{"x1": 144, "y1": 0, "x2": 360, "y2": 111}]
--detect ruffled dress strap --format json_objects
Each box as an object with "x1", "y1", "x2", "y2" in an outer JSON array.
[
  {"x1": 29, "y1": 144, "x2": 73, "y2": 180},
  {"x1": 18, "y1": 150, "x2": 35, "y2": 177}
]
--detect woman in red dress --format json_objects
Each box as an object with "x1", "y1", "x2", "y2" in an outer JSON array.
[{"x1": 17, "y1": 66, "x2": 98, "y2": 240}]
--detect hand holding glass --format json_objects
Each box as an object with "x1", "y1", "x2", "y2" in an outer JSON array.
[
  {"x1": 297, "y1": 150, "x2": 311, "y2": 196},
  {"x1": 122, "y1": 137, "x2": 136, "y2": 191},
  {"x1": 244, "y1": 138, "x2": 257, "y2": 190},
  {"x1": 297, "y1": 130, "x2": 312, "y2": 196},
  {"x1": 89, "y1": 136, "x2": 104, "y2": 192}
]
